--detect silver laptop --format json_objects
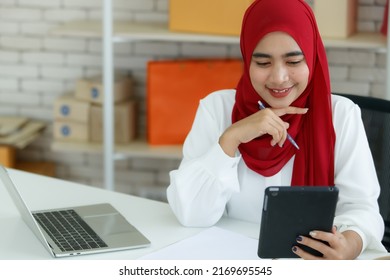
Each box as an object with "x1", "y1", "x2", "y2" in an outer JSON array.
[{"x1": 0, "y1": 166, "x2": 150, "y2": 257}]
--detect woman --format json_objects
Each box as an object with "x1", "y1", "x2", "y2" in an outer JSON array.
[{"x1": 167, "y1": 0, "x2": 386, "y2": 259}]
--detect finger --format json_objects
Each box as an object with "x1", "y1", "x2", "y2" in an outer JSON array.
[
  {"x1": 271, "y1": 123, "x2": 288, "y2": 148},
  {"x1": 309, "y1": 230, "x2": 340, "y2": 247},
  {"x1": 272, "y1": 121, "x2": 289, "y2": 147},
  {"x1": 268, "y1": 125, "x2": 284, "y2": 147},
  {"x1": 259, "y1": 108, "x2": 290, "y2": 129},
  {"x1": 257, "y1": 110, "x2": 287, "y2": 142},
  {"x1": 291, "y1": 245, "x2": 322, "y2": 260},
  {"x1": 266, "y1": 118, "x2": 288, "y2": 147},
  {"x1": 255, "y1": 109, "x2": 290, "y2": 147},
  {"x1": 295, "y1": 235, "x2": 333, "y2": 258},
  {"x1": 273, "y1": 107, "x2": 309, "y2": 117}
]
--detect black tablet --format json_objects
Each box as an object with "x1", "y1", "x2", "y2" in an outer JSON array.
[{"x1": 257, "y1": 186, "x2": 339, "y2": 259}]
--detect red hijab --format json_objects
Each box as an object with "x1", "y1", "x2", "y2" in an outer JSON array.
[{"x1": 232, "y1": 0, "x2": 335, "y2": 186}]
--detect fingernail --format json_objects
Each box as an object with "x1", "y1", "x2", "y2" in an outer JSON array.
[
  {"x1": 292, "y1": 246, "x2": 298, "y2": 252},
  {"x1": 296, "y1": 236, "x2": 303, "y2": 242},
  {"x1": 309, "y1": 231, "x2": 317, "y2": 237}
]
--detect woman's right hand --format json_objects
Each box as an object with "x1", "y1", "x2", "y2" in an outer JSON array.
[{"x1": 219, "y1": 106, "x2": 308, "y2": 157}]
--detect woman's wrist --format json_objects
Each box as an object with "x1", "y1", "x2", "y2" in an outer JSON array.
[
  {"x1": 342, "y1": 230, "x2": 363, "y2": 259},
  {"x1": 219, "y1": 128, "x2": 240, "y2": 157}
]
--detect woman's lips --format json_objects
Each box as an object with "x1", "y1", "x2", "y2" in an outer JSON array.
[{"x1": 268, "y1": 87, "x2": 292, "y2": 98}]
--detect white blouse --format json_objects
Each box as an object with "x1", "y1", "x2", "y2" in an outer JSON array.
[{"x1": 167, "y1": 89, "x2": 386, "y2": 253}]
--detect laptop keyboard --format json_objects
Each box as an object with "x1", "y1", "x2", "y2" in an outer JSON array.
[{"x1": 33, "y1": 209, "x2": 108, "y2": 252}]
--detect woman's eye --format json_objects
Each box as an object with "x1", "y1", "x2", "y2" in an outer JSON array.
[
  {"x1": 287, "y1": 60, "x2": 303, "y2": 65},
  {"x1": 255, "y1": 61, "x2": 270, "y2": 67}
]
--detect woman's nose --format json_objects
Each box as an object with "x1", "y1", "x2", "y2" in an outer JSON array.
[{"x1": 270, "y1": 64, "x2": 289, "y2": 83}]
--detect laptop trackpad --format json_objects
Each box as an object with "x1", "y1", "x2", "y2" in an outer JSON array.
[{"x1": 84, "y1": 213, "x2": 137, "y2": 236}]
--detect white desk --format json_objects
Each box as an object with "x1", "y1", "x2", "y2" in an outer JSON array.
[
  {"x1": 0, "y1": 169, "x2": 258, "y2": 260},
  {"x1": 0, "y1": 169, "x2": 388, "y2": 260}
]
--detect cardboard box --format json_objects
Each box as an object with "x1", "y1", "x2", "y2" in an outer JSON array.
[
  {"x1": 169, "y1": 0, "x2": 254, "y2": 36},
  {"x1": 53, "y1": 121, "x2": 89, "y2": 142},
  {"x1": 147, "y1": 59, "x2": 243, "y2": 145},
  {"x1": 0, "y1": 117, "x2": 45, "y2": 149},
  {"x1": 53, "y1": 94, "x2": 91, "y2": 123},
  {"x1": 0, "y1": 145, "x2": 16, "y2": 167},
  {"x1": 0, "y1": 117, "x2": 28, "y2": 136},
  {"x1": 75, "y1": 75, "x2": 133, "y2": 104},
  {"x1": 314, "y1": 0, "x2": 357, "y2": 38},
  {"x1": 90, "y1": 101, "x2": 137, "y2": 144}
]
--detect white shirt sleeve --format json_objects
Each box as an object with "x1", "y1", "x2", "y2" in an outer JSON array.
[
  {"x1": 332, "y1": 95, "x2": 386, "y2": 253},
  {"x1": 167, "y1": 91, "x2": 240, "y2": 227}
]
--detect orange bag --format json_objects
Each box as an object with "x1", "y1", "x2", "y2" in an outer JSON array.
[{"x1": 147, "y1": 59, "x2": 243, "y2": 145}]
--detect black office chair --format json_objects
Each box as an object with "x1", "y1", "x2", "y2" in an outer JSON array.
[{"x1": 335, "y1": 93, "x2": 390, "y2": 252}]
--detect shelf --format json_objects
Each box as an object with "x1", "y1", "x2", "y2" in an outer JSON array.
[
  {"x1": 51, "y1": 21, "x2": 240, "y2": 44},
  {"x1": 323, "y1": 32, "x2": 387, "y2": 52},
  {"x1": 51, "y1": 140, "x2": 183, "y2": 159},
  {"x1": 51, "y1": 21, "x2": 387, "y2": 50}
]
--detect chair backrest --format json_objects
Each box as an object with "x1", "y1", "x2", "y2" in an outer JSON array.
[{"x1": 335, "y1": 93, "x2": 390, "y2": 252}]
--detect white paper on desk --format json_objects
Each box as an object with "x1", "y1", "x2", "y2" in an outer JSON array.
[{"x1": 139, "y1": 226, "x2": 259, "y2": 260}]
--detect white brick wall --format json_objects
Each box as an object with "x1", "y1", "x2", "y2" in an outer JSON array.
[{"x1": 0, "y1": 0, "x2": 387, "y2": 202}]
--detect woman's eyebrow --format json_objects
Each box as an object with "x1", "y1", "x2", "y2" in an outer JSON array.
[
  {"x1": 252, "y1": 52, "x2": 270, "y2": 58},
  {"x1": 283, "y1": 51, "x2": 304, "y2": 58},
  {"x1": 252, "y1": 51, "x2": 304, "y2": 58}
]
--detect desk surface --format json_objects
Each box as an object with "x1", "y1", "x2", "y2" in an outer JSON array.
[
  {"x1": 0, "y1": 169, "x2": 258, "y2": 260},
  {"x1": 0, "y1": 169, "x2": 388, "y2": 260}
]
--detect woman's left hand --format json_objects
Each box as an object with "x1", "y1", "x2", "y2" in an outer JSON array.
[{"x1": 292, "y1": 226, "x2": 363, "y2": 260}]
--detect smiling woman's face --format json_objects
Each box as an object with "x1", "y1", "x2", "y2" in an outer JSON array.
[{"x1": 249, "y1": 31, "x2": 310, "y2": 109}]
